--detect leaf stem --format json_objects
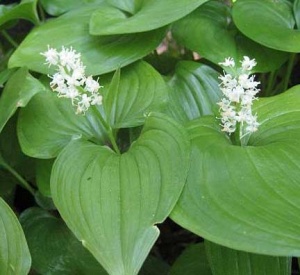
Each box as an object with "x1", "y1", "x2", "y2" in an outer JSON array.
[
  {"x1": 282, "y1": 53, "x2": 296, "y2": 92},
  {"x1": 264, "y1": 71, "x2": 276, "y2": 97},
  {"x1": 0, "y1": 30, "x2": 18, "y2": 48},
  {"x1": 1, "y1": 161, "x2": 35, "y2": 196},
  {"x1": 90, "y1": 106, "x2": 121, "y2": 154},
  {"x1": 38, "y1": 2, "x2": 46, "y2": 23}
]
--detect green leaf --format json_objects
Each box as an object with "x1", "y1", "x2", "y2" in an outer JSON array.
[
  {"x1": 172, "y1": 1, "x2": 288, "y2": 73},
  {"x1": 39, "y1": 0, "x2": 84, "y2": 16},
  {"x1": 0, "y1": 0, "x2": 39, "y2": 27},
  {"x1": 0, "y1": 67, "x2": 44, "y2": 133},
  {"x1": 232, "y1": 0, "x2": 300, "y2": 52},
  {"x1": 0, "y1": 114, "x2": 35, "y2": 180},
  {"x1": 36, "y1": 158, "x2": 54, "y2": 197},
  {"x1": 0, "y1": 115, "x2": 36, "y2": 194},
  {"x1": 51, "y1": 113, "x2": 190, "y2": 275},
  {"x1": 167, "y1": 61, "x2": 221, "y2": 123},
  {"x1": 171, "y1": 86, "x2": 300, "y2": 256},
  {"x1": 8, "y1": 4, "x2": 166, "y2": 76},
  {"x1": 104, "y1": 0, "x2": 143, "y2": 14},
  {"x1": 19, "y1": 207, "x2": 107, "y2": 274},
  {"x1": 205, "y1": 241, "x2": 291, "y2": 275},
  {"x1": 89, "y1": 0, "x2": 208, "y2": 35},
  {"x1": 294, "y1": 0, "x2": 300, "y2": 28},
  {"x1": 103, "y1": 61, "x2": 168, "y2": 128},
  {"x1": 0, "y1": 68, "x2": 16, "y2": 88},
  {"x1": 139, "y1": 256, "x2": 170, "y2": 275},
  {"x1": 170, "y1": 243, "x2": 212, "y2": 275},
  {"x1": 0, "y1": 198, "x2": 31, "y2": 275},
  {"x1": 17, "y1": 82, "x2": 107, "y2": 158},
  {"x1": 34, "y1": 191, "x2": 56, "y2": 210}
]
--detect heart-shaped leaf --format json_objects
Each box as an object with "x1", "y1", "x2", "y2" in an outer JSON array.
[
  {"x1": 167, "y1": 61, "x2": 221, "y2": 123},
  {"x1": 8, "y1": 4, "x2": 166, "y2": 76},
  {"x1": 232, "y1": 0, "x2": 300, "y2": 52},
  {"x1": 205, "y1": 241, "x2": 291, "y2": 275},
  {"x1": 0, "y1": 0, "x2": 39, "y2": 27},
  {"x1": 171, "y1": 86, "x2": 300, "y2": 256},
  {"x1": 170, "y1": 243, "x2": 212, "y2": 275},
  {"x1": 17, "y1": 83, "x2": 107, "y2": 158},
  {"x1": 171, "y1": 1, "x2": 288, "y2": 73},
  {"x1": 103, "y1": 61, "x2": 168, "y2": 128},
  {"x1": 19, "y1": 207, "x2": 107, "y2": 274},
  {"x1": 0, "y1": 198, "x2": 31, "y2": 274},
  {"x1": 89, "y1": 0, "x2": 208, "y2": 35},
  {"x1": 0, "y1": 67, "x2": 44, "y2": 133},
  {"x1": 51, "y1": 113, "x2": 190, "y2": 275}
]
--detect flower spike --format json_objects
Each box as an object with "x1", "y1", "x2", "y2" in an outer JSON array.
[
  {"x1": 217, "y1": 56, "x2": 260, "y2": 144},
  {"x1": 41, "y1": 46, "x2": 103, "y2": 114}
]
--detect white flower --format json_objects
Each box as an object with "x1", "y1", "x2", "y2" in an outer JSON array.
[
  {"x1": 217, "y1": 56, "x2": 260, "y2": 141},
  {"x1": 241, "y1": 56, "x2": 257, "y2": 72},
  {"x1": 41, "y1": 46, "x2": 103, "y2": 114},
  {"x1": 219, "y1": 57, "x2": 235, "y2": 67},
  {"x1": 59, "y1": 46, "x2": 81, "y2": 70},
  {"x1": 41, "y1": 46, "x2": 59, "y2": 66},
  {"x1": 85, "y1": 76, "x2": 101, "y2": 93}
]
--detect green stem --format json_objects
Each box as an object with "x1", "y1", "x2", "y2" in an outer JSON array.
[
  {"x1": 90, "y1": 107, "x2": 121, "y2": 154},
  {"x1": 1, "y1": 161, "x2": 35, "y2": 196},
  {"x1": 282, "y1": 53, "x2": 296, "y2": 92},
  {"x1": 264, "y1": 71, "x2": 276, "y2": 97},
  {"x1": 234, "y1": 123, "x2": 241, "y2": 146},
  {"x1": 0, "y1": 30, "x2": 18, "y2": 48},
  {"x1": 38, "y1": 2, "x2": 46, "y2": 23}
]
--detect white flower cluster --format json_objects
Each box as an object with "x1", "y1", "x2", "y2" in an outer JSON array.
[
  {"x1": 217, "y1": 56, "x2": 260, "y2": 137},
  {"x1": 41, "y1": 46, "x2": 103, "y2": 114}
]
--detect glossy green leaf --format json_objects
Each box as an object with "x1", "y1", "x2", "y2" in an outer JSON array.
[
  {"x1": 0, "y1": 67, "x2": 44, "y2": 133},
  {"x1": 205, "y1": 241, "x2": 291, "y2": 275},
  {"x1": 19, "y1": 207, "x2": 107, "y2": 274},
  {"x1": 8, "y1": 4, "x2": 166, "y2": 76},
  {"x1": 0, "y1": 198, "x2": 31, "y2": 274},
  {"x1": 172, "y1": 1, "x2": 288, "y2": 73},
  {"x1": 0, "y1": 0, "x2": 39, "y2": 27},
  {"x1": 17, "y1": 83, "x2": 107, "y2": 158},
  {"x1": 170, "y1": 243, "x2": 212, "y2": 275},
  {"x1": 103, "y1": 61, "x2": 168, "y2": 128},
  {"x1": 51, "y1": 113, "x2": 190, "y2": 275},
  {"x1": 167, "y1": 61, "x2": 221, "y2": 123},
  {"x1": 171, "y1": 86, "x2": 300, "y2": 256},
  {"x1": 89, "y1": 0, "x2": 207, "y2": 35},
  {"x1": 232, "y1": 0, "x2": 300, "y2": 52}
]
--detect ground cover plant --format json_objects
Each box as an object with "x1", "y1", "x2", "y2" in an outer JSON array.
[{"x1": 1, "y1": 0, "x2": 300, "y2": 274}]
